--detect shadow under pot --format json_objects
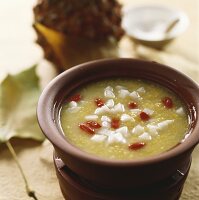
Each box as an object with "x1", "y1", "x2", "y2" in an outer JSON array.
[{"x1": 37, "y1": 58, "x2": 199, "y2": 199}]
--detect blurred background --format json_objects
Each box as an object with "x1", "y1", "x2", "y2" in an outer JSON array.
[
  {"x1": 0, "y1": 0, "x2": 198, "y2": 79},
  {"x1": 0, "y1": 0, "x2": 198, "y2": 199}
]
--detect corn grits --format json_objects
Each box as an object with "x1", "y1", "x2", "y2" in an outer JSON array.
[{"x1": 60, "y1": 79, "x2": 189, "y2": 160}]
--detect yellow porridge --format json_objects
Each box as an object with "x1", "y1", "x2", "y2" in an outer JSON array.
[{"x1": 60, "y1": 79, "x2": 189, "y2": 160}]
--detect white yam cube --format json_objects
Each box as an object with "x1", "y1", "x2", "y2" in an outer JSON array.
[
  {"x1": 105, "y1": 86, "x2": 113, "y2": 91},
  {"x1": 68, "y1": 101, "x2": 78, "y2": 108},
  {"x1": 111, "y1": 103, "x2": 125, "y2": 113},
  {"x1": 114, "y1": 132, "x2": 127, "y2": 143},
  {"x1": 116, "y1": 126, "x2": 129, "y2": 137},
  {"x1": 104, "y1": 90, "x2": 115, "y2": 98},
  {"x1": 102, "y1": 105, "x2": 111, "y2": 112},
  {"x1": 91, "y1": 134, "x2": 107, "y2": 142},
  {"x1": 94, "y1": 107, "x2": 103, "y2": 115},
  {"x1": 116, "y1": 85, "x2": 126, "y2": 90},
  {"x1": 129, "y1": 91, "x2": 141, "y2": 101},
  {"x1": 130, "y1": 109, "x2": 141, "y2": 115},
  {"x1": 107, "y1": 132, "x2": 126, "y2": 144},
  {"x1": 85, "y1": 115, "x2": 98, "y2": 120},
  {"x1": 94, "y1": 105, "x2": 110, "y2": 115},
  {"x1": 139, "y1": 132, "x2": 152, "y2": 140},
  {"x1": 118, "y1": 89, "x2": 130, "y2": 98},
  {"x1": 120, "y1": 114, "x2": 132, "y2": 122},
  {"x1": 96, "y1": 128, "x2": 112, "y2": 136},
  {"x1": 104, "y1": 86, "x2": 115, "y2": 98},
  {"x1": 157, "y1": 120, "x2": 174, "y2": 130},
  {"x1": 137, "y1": 87, "x2": 146, "y2": 93},
  {"x1": 102, "y1": 121, "x2": 111, "y2": 128},
  {"x1": 132, "y1": 125, "x2": 144, "y2": 135},
  {"x1": 107, "y1": 135, "x2": 115, "y2": 144},
  {"x1": 101, "y1": 115, "x2": 111, "y2": 122},
  {"x1": 147, "y1": 124, "x2": 158, "y2": 135},
  {"x1": 176, "y1": 107, "x2": 185, "y2": 115},
  {"x1": 143, "y1": 108, "x2": 154, "y2": 115},
  {"x1": 105, "y1": 99, "x2": 115, "y2": 108}
]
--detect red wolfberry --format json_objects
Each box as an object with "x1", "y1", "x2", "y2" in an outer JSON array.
[
  {"x1": 162, "y1": 97, "x2": 173, "y2": 108},
  {"x1": 86, "y1": 121, "x2": 101, "y2": 129},
  {"x1": 128, "y1": 142, "x2": 146, "y2": 150},
  {"x1": 140, "y1": 112, "x2": 150, "y2": 121},
  {"x1": 95, "y1": 98, "x2": 104, "y2": 107},
  {"x1": 69, "y1": 94, "x2": 81, "y2": 102},
  {"x1": 128, "y1": 102, "x2": 138, "y2": 109},
  {"x1": 111, "y1": 118, "x2": 120, "y2": 129},
  {"x1": 79, "y1": 123, "x2": 95, "y2": 134}
]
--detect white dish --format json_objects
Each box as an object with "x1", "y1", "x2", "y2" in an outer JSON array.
[{"x1": 122, "y1": 5, "x2": 189, "y2": 47}]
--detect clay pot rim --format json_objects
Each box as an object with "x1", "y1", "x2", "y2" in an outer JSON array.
[{"x1": 37, "y1": 58, "x2": 199, "y2": 167}]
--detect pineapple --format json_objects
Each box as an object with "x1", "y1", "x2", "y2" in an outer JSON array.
[{"x1": 33, "y1": 0, "x2": 124, "y2": 71}]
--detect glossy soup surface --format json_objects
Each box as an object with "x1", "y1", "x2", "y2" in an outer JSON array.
[{"x1": 60, "y1": 79, "x2": 189, "y2": 160}]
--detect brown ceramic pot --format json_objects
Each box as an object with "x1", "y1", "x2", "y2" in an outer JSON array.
[
  {"x1": 54, "y1": 153, "x2": 191, "y2": 200},
  {"x1": 37, "y1": 58, "x2": 199, "y2": 198}
]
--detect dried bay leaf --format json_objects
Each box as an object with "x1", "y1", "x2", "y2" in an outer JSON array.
[{"x1": 0, "y1": 66, "x2": 44, "y2": 143}]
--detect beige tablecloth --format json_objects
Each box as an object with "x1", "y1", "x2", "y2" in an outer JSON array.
[{"x1": 0, "y1": 0, "x2": 198, "y2": 200}]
